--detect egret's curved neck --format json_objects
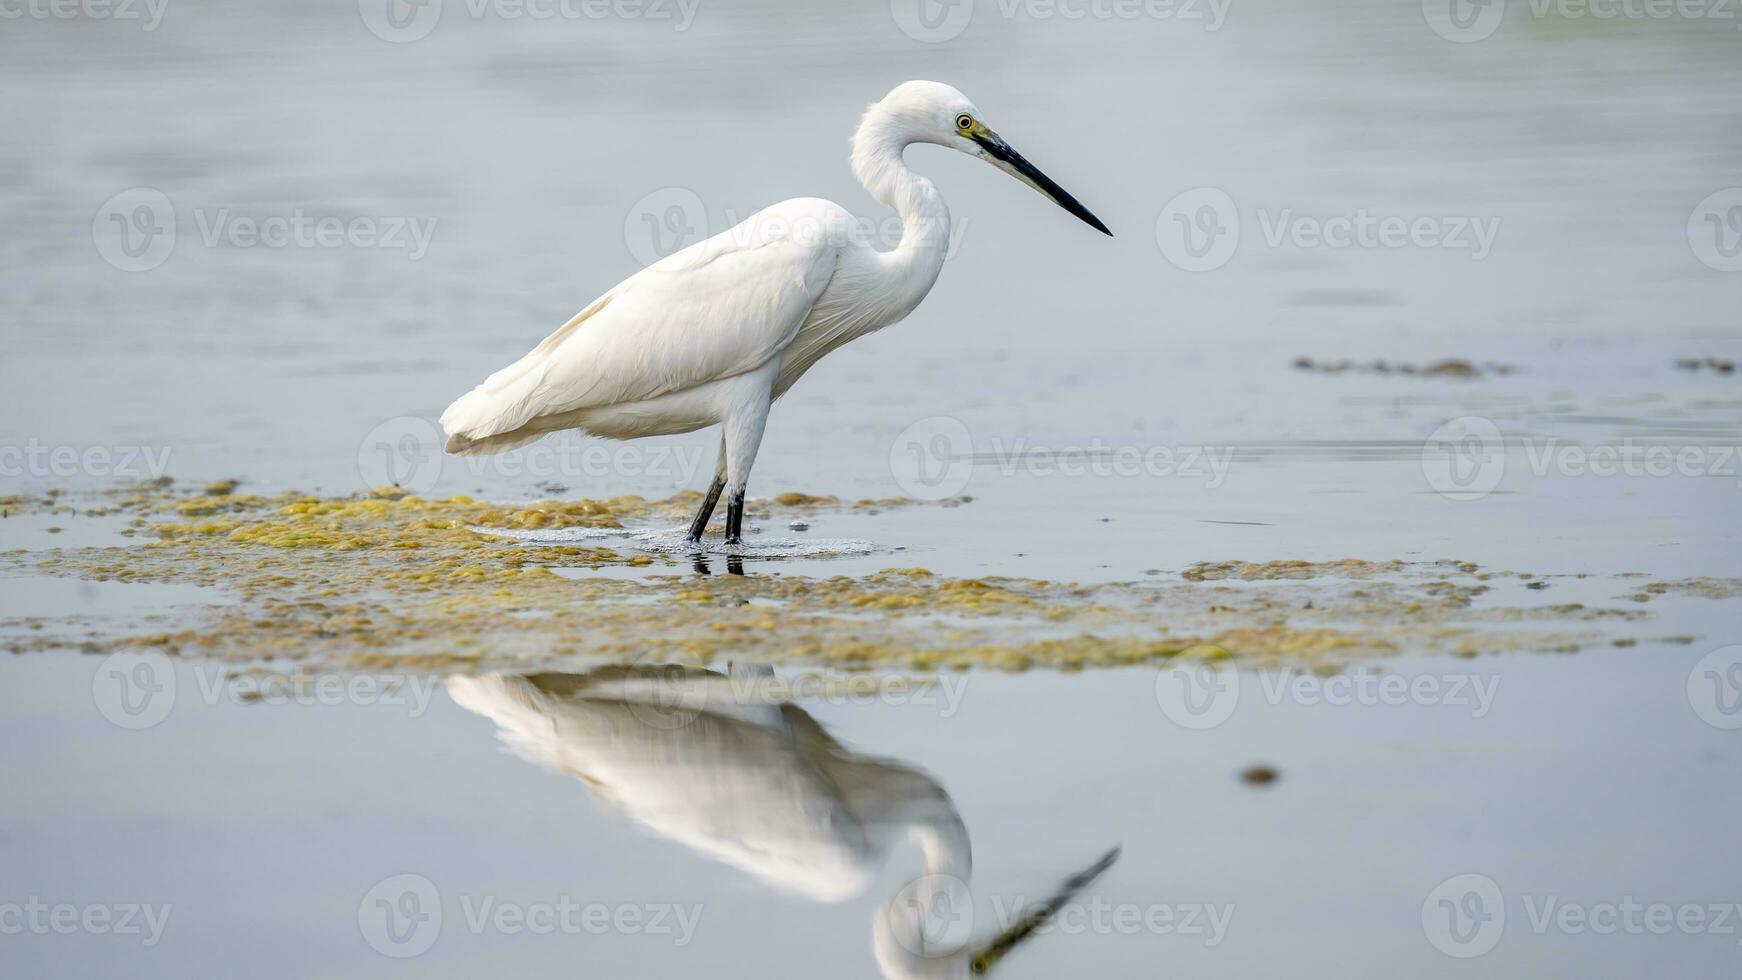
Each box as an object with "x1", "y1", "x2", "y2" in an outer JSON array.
[
  {"x1": 851, "y1": 108, "x2": 951, "y2": 288},
  {"x1": 909, "y1": 803, "x2": 971, "y2": 880},
  {"x1": 872, "y1": 802, "x2": 975, "y2": 979}
]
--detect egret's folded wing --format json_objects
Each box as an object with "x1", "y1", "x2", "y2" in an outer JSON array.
[{"x1": 441, "y1": 221, "x2": 839, "y2": 447}]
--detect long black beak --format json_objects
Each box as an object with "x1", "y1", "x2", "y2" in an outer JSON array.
[
  {"x1": 968, "y1": 845, "x2": 1122, "y2": 974},
  {"x1": 974, "y1": 130, "x2": 1112, "y2": 236}
]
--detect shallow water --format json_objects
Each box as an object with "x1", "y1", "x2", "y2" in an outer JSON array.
[
  {"x1": 5, "y1": 650, "x2": 1741, "y2": 978},
  {"x1": 3, "y1": 0, "x2": 1741, "y2": 976}
]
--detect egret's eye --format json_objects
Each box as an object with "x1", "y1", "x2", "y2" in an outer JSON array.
[{"x1": 955, "y1": 114, "x2": 974, "y2": 132}]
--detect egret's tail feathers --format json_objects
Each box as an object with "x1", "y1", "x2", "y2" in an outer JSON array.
[
  {"x1": 440, "y1": 292, "x2": 618, "y2": 456},
  {"x1": 441, "y1": 425, "x2": 547, "y2": 457},
  {"x1": 439, "y1": 352, "x2": 553, "y2": 455}
]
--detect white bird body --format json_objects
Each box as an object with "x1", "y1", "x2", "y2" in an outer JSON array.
[
  {"x1": 442, "y1": 194, "x2": 942, "y2": 449},
  {"x1": 446, "y1": 668, "x2": 968, "y2": 903},
  {"x1": 448, "y1": 666, "x2": 1120, "y2": 978},
  {"x1": 440, "y1": 80, "x2": 1108, "y2": 543}
]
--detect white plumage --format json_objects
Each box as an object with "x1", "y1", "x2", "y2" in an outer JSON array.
[
  {"x1": 440, "y1": 201, "x2": 846, "y2": 452},
  {"x1": 447, "y1": 667, "x2": 1120, "y2": 978},
  {"x1": 440, "y1": 80, "x2": 1109, "y2": 543},
  {"x1": 446, "y1": 668, "x2": 968, "y2": 905}
]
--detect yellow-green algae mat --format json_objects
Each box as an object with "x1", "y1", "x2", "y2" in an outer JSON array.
[{"x1": 1, "y1": 482, "x2": 1735, "y2": 676}]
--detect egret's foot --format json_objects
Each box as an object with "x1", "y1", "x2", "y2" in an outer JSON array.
[
  {"x1": 685, "y1": 475, "x2": 726, "y2": 545},
  {"x1": 723, "y1": 491, "x2": 745, "y2": 545}
]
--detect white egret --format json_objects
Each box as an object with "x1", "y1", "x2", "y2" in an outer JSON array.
[
  {"x1": 440, "y1": 80, "x2": 1110, "y2": 544},
  {"x1": 448, "y1": 665, "x2": 1121, "y2": 977}
]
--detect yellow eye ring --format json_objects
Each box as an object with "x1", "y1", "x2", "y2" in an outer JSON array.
[{"x1": 955, "y1": 113, "x2": 974, "y2": 132}]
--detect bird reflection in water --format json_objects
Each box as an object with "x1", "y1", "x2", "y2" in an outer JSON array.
[{"x1": 448, "y1": 665, "x2": 1119, "y2": 977}]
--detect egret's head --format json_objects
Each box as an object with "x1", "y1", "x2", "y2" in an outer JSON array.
[
  {"x1": 869, "y1": 845, "x2": 1123, "y2": 980},
  {"x1": 867, "y1": 80, "x2": 1112, "y2": 236}
]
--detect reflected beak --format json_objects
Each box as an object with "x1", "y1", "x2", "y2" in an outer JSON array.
[
  {"x1": 967, "y1": 845, "x2": 1122, "y2": 975},
  {"x1": 973, "y1": 128, "x2": 1112, "y2": 236}
]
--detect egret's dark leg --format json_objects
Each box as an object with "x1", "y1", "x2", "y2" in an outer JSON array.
[
  {"x1": 684, "y1": 436, "x2": 728, "y2": 545},
  {"x1": 723, "y1": 492, "x2": 745, "y2": 545},
  {"x1": 684, "y1": 476, "x2": 724, "y2": 545}
]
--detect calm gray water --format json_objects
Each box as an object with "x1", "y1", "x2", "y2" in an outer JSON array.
[
  {"x1": 5, "y1": 646, "x2": 1742, "y2": 979},
  {"x1": 2, "y1": 1, "x2": 1740, "y2": 977},
  {"x1": 2, "y1": 0, "x2": 1739, "y2": 502}
]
